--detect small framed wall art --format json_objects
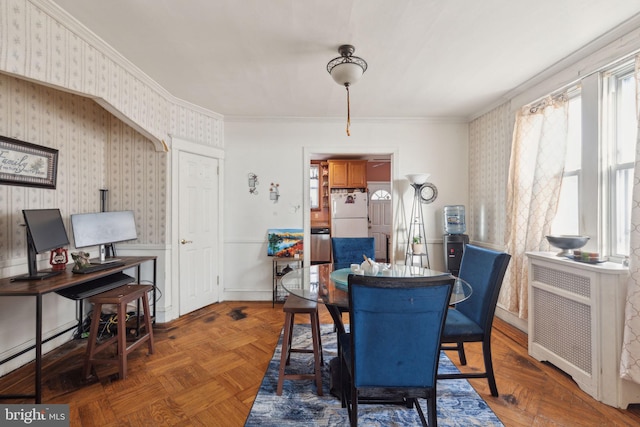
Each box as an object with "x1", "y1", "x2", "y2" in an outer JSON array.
[{"x1": 0, "y1": 136, "x2": 58, "y2": 189}]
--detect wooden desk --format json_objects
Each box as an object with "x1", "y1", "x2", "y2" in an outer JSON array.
[{"x1": 0, "y1": 255, "x2": 157, "y2": 403}]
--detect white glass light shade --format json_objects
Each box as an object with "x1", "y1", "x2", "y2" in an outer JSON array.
[
  {"x1": 405, "y1": 173, "x2": 431, "y2": 185},
  {"x1": 330, "y1": 62, "x2": 365, "y2": 86}
]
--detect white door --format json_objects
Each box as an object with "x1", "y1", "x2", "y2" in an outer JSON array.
[
  {"x1": 179, "y1": 151, "x2": 219, "y2": 314},
  {"x1": 368, "y1": 182, "x2": 392, "y2": 262}
]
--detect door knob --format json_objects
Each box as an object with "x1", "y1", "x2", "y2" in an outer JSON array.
[{"x1": 180, "y1": 239, "x2": 193, "y2": 244}]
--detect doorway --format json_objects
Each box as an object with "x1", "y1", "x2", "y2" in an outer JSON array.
[
  {"x1": 303, "y1": 149, "x2": 397, "y2": 265},
  {"x1": 178, "y1": 151, "x2": 220, "y2": 314},
  {"x1": 368, "y1": 182, "x2": 392, "y2": 262},
  {"x1": 170, "y1": 136, "x2": 224, "y2": 321}
]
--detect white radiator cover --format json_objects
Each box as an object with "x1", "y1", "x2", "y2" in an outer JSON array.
[{"x1": 527, "y1": 252, "x2": 640, "y2": 408}]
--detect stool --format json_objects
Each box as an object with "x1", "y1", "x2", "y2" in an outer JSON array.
[
  {"x1": 276, "y1": 294, "x2": 323, "y2": 396},
  {"x1": 83, "y1": 284, "x2": 154, "y2": 380}
]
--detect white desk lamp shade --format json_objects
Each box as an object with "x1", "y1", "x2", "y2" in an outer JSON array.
[{"x1": 330, "y1": 62, "x2": 364, "y2": 86}]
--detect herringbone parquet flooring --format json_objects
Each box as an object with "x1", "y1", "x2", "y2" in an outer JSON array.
[{"x1": 1, "y1": 301, "x2": 639, "y2": 426}]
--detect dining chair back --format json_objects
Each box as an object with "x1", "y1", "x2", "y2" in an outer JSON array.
[
  {"x1": 331, "y1": 237, "x2": 375, "y2": 269},
  {"x1": 340, "y1": 274, "x2": 454, "y2": 427},
  {"x1": 438, "y1": 244, "x2": 511, "y2": 397}
]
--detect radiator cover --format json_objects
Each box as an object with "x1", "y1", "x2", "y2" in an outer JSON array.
[{"x1": 527, "y1": 252, "x2": 640, "y2": 408}]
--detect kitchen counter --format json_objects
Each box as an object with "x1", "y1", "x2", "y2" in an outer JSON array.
[{"x1": 311, "y1": 222, "x2": 330, "y2": 229}]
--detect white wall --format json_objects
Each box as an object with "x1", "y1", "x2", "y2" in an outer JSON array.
[{"x1": 222, "y1": 117, "x2": 468, "y2": 301}]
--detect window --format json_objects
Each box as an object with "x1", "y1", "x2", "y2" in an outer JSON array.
[
  {"x1": 551, "y1": 92, "x2": 582, "y2": 235},
  {"x1": 310, "y1": 164, "x2": 320, "y2": 209},
  {"x1": 370, "y1": 189, "x2": 391, "y2": 200},
  {"x1": 548, "y1": 59, "x2": 638, "y2": 260},
  {"x1": 604, "y1": 65, "x2": 637, "y2": 258}
]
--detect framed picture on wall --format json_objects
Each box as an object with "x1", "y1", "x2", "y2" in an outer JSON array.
[
  {"x1": 267, "y1": 228, "x2": 303, "y2": 257},
  {"x1": 0, "y1": 136, "x2": 58, "y2": 189}
]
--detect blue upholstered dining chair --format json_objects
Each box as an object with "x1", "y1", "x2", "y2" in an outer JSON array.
[
  {"x1": 330, "y1": 237, "x2": 377, "y2": 322},
  {"x1": 339, "y1": 274, "x2": 454, "y2": 427},
  {"x1": 331, "y1": 237, "x2": 375, "y2": 268},
  {"x1": 438, "y1": 244, "x2": 511, "y2": 397}
]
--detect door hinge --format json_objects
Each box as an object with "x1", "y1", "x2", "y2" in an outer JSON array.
[
  {"x1": 217, "y1": 165, "x2": 219, "y2": 175},
  {"x1": 217, "y1": 276, "x2": 219, "y2": 285}
]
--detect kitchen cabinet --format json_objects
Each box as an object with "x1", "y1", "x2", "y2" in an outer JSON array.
[{"x1": 328, "y1": 160, "x2": 367, "y2": 188}]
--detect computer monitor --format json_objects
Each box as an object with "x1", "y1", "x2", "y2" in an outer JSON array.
[
  {"x1": 70, "y1": 210, "x2": 138, "y2": 264},
  {"x1": 12, "y1": 209, "x2": 70, "y2": 281}
]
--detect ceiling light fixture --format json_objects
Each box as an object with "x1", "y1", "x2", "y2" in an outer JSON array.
[{"x1": 327, "y1": 44, "x2": 368, "y2": 136}]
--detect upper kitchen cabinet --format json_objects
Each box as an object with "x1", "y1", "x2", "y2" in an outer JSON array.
[{"x1": 328, "y1": 160, "x2": 367, "y2": 188}]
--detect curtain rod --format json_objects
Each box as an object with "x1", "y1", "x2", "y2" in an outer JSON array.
[{"x1": 525, "y1": 48, "x2": 640, "y2": 111}]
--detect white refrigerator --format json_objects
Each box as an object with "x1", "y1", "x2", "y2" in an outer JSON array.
[{"x1": 331, "y1": 191, "x2": 369, "y2": 238}]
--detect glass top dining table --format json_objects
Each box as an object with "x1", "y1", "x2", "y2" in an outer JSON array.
[{"x1": 281, "y1": 263, "x2": 472, "y2": 314}]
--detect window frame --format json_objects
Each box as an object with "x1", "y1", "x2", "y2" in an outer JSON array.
[
  {"x1": 310, "y1": 163, "x2": 320, "y2": 210},
  {"x1": 602, "y1": 62, "x2": 637, "y2": 260},
  {"x1": 549, "y1": 60, "x2": 638, "y2": 262}
]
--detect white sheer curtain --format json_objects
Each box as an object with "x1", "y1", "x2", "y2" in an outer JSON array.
[
  {"x1": 501, "y1": 95, "x2": 569, "y2": 319},
  {"x1": 620, "y1": 56, "x2": 640, "y2": 383}
]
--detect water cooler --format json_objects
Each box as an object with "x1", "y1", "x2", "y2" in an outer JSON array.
[{"x1": 443, "y1": 205, "x2": 468, "y2": 276}]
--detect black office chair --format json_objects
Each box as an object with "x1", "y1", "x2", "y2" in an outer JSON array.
[
  {"x1": 339, "y1": 274, "x2": 454, "y2": 427},
  {"x1": 438, "y1": 244, "x2": 511, "y2": 397}
]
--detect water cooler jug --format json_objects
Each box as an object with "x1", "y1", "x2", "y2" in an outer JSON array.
[
  {"x1": 443, "y1": 205, "x2": 468, "y2": 275},
  {"x1": 443, "y1": 205, "x2": 466, "y2": 234}
]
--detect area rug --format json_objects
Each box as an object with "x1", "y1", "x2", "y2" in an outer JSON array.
[{"x1": 245, "y1": 324, "x2": 503, "y2": 426}]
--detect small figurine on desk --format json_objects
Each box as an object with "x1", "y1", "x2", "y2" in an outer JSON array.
[
  {"x1": 71, "y1": 251, "x2": 91, "y2": 271},
  {"x1": 49, "y1": 247, "x2": 69, "y2": 271}
]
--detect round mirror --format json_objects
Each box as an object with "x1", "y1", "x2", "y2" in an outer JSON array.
[{"x1": 420, "y1": 183, "x2": 438, "y2": 204}]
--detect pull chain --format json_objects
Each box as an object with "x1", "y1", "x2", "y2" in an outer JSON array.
[{"x1": 346, "y1": 85, "x2": 351, "y2": 136}]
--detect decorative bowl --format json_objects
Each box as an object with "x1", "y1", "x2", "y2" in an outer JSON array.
[
  {"x1": 405, "y1": 173, "x2": 431, "y2": 185},
  {"x1": 545, "y1": 235, "x2": 590, "y2": 256}
]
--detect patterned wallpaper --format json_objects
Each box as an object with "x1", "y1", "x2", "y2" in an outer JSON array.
[
  {"x1": 0, "y1": 73, "x2": 167, "y2": 268},
  {"x1": 0, "y1": 0, "x2": 223, "y2": 149},
  {"x1": 0, "y1": 0, "x2": 225, "y2": 272},
  {"x1": 468, "y1": 102, "x2": 514, "y2": 247}
]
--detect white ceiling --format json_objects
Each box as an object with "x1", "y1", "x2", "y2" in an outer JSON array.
[{"x1": 51, "y1": 0, "x2": 640, "y2": 120}]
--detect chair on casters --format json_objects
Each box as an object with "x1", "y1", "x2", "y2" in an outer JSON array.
[
  {"x1": 276, "y1": 294, "x2": 324, "y2": 396},
  {"x1": 84, "y1": 284, "x2": 154, "y2": 380},
  {"x1": 438, "y1": 244, "x2": 511, "y2": 397},
  {"x1": 339, "y1": 274, "x2": 454, "y2": 427}
]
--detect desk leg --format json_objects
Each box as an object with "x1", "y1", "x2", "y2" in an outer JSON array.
[
  {"x1": 152, "y1": 259, "x2": 157, "y2": 320},
  {"x1": 35, "y1": 294, "x2": 42, "y2": 404},
  {"x1": 135, "y1": 260, "x2": 156, "y2": 321}
]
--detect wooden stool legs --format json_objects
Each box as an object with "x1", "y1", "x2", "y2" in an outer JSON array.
[
  {"x1": 276, "y1": 295, "x2": 323, "y2": 396},
  {"x1": 84, "y1": 284, "x2": 154, "y2": 380}
]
